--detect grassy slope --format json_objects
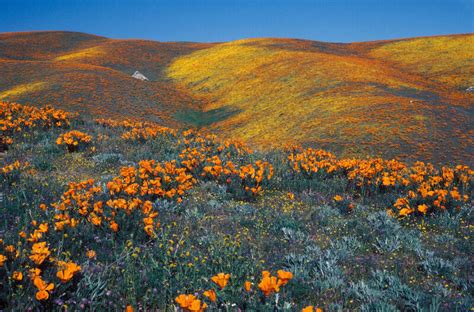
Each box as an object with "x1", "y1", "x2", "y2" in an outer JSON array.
[
  {"x1": 368, "y1": 34, "x2": 474, "y2": 90},
  {"x1": 0, "y1": 31, "x2": 211, "y2": 125},
  {"x1": 167, "y1": 35, "x2": 474, "y2": 165},
  {"x1": 1, "y1": 31, "x2": 472, "y2": 164}
]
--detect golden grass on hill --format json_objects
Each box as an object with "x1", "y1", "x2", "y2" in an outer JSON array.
[
  {"x1": 369, "y1": 34, "x2": 474, "y2": 89},
  {"x1": 0, "y1": 81, "x2": 47, "y2": 98},
  {"x1": 167, "y1": 36, "x2": 473, "y2": 164},
  {"x1": 0, "y1": 31, "x2": 472, "y2": 165},
  {"x1": 54, "y1": 46, "x2": 105, "y2": 61}
]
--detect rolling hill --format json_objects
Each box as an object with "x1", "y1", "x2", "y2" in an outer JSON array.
[
  {"x1": 0, "y1": 31, "x2": 472, "y2": 164},
  {"x1": 0, "y1": 31, "x2": 212, "y2": 124}
]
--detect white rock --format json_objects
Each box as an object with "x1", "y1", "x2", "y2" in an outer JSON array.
[
  {"x1": 466, "y1": 86, "x2": 474, "y2": 92},
  {"x1": 132, "y1": 71, "x2": 149, "y2": 81}
]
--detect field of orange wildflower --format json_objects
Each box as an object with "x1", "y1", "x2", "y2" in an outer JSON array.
[{"x1": 0, "y1": 101, "x2": 472, "y2": 311}]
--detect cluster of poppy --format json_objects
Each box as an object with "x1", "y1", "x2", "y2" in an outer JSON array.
[
  {"x1": 180, "y1": 129, "x2": 251, "y2": 156},
  {"x1": 28, "y1": 259, "x2": 80, "y2": 301},
  {"x1": 107, "y1": 159, "x2": 196, "y2": 205},
  {"x1": 0, "y1": 141, "x2": 274, "y2": 304},
  {"x1": 175, "y1": 270, "x2": 298, "y2": 311},
  {"x1": 179, "y1": 136, "x2": 247, "y2": 174},
  {"x1": 289, "y1": 148, "x2": 472, "y2": 216},
  {"x1": 288, "y1": 148, "x2": 338, "y2": 178},
  {"x1": 257, "y1": 270, "x2": 293, "y2": 296},
  {"x1": 56, "y1": 130, "x2": 92, "y2": 152},
  {"x1": 0, "y1": 102, "x2": 74, "y2": 148},
  {"x1": 1, "y1": 160, "x2": 28, "y2": 175},
  {"x1": 177, "y1": 131, "x2": 272, "y2": 197},
  {"x1": 0, "y1": 177, "x2": 144, "y2": 303},
  {"x1": 0, "y1": 221, "x2": 81, "y2": 302},
  {"x1": 289, "y1": 148, "x2": 410, "y2": 191},
  {"x1": 0, "y1": 119, "x2": 279, "y2": 303},
  {"x1": 199, "y1": 157, "x2": 274, "y2": 196},
  {"x1": 40, "y1": 177, "x2": 161, "y2": 238},
  {"x1": 95, "y1": 118, "x2": 176, "y2": 141},
  {"x1": 391, "y1": 164, "x2": 472, "y2": 216},
  {"x1": 175, "y1": 294, "x2": 208, "y2": 312},
  {"x1": 97, "y1": 119, "x2": 272, "y2": 197}
]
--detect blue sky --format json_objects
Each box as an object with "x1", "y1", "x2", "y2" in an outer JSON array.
[{"x1": 1, "y1": 0, "x2": 473, "y2": 42}]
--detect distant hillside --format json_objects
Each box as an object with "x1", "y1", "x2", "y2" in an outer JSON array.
[
  {"x1": 0, "y1": 31, "x2": 212, "y2": 124},
  {"x1": 167, "y1": 35, "x2": 474, "y2": 164},
  {"x1": 0, "y1": 31, "x2": 472, "y2": 164}
]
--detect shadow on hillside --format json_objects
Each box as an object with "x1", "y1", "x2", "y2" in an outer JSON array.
[
  {"x1": 370, "y1": 83, "x2": 442, "y2": 103},
  {"x1": 174, "y1": 106, "x2": 241, "y2": 127}
]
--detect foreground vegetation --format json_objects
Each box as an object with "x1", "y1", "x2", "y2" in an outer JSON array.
[{"x1": 0, "y1": 102, "x2": 473, "y2": 311}]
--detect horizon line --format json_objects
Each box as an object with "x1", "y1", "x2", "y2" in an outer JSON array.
[{"x1": 1, "y1": 29, "x2": 473, "y2": 45}]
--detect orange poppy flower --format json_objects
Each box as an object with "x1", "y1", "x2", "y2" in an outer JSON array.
[
  {"x1": 203, "y1": 289, "x2": 216, "y2": 302},
  {"x1": 175, "y1": 294, "x2": 197, "y2": 309},
  {"x1": 188, "y1": 299, "x2": 207, "y2": 312},
  {"x1": 244, "y1": 280, "x2": 252, "y2": 292},
  {"x1": 417, "y1": 204, "x2": 429, "y2": 214},
  {"x1": 0, "y1": 254, "x2": 6, "y2": 266},
  {"x1": 211, "y1": 273, "x2": 230, "y2": 289},
  {"x1": 56, "y1": 261, "x2": 81, "y2": 283},
  {"x1": 258, "y1": 271, "x2": 280, "y2": 296},
  {"x1": 277, "y1": 270, "x2": 293, "y2": 286},
  {"x1": 29, "y1": 242, "x2": 51, "y2": 265},
  {"x1": 399, "y1": 207, "x2": 414, "y2": 217},
  {"x1": 110, "y1": 221, "x2": 119, "y2": 233},
  {"x1": 33, "y1": 277, "x2": 54, "y2": 301},
  {"x1": 86, "y1": 250, "x2": 96, "y2": 259},
  {"x1": 12, "y1": 271, "x2": 23, "y2": 281}
]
